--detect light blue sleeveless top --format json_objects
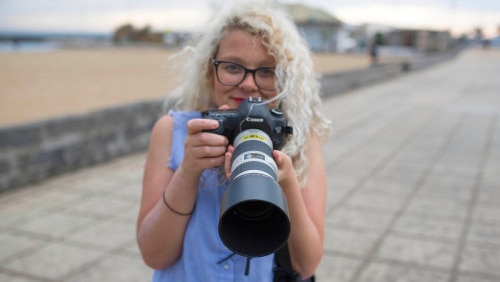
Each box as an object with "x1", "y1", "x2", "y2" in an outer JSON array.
[{"x1": 152, "y1": 111, "x2": 274, "y2": 282}]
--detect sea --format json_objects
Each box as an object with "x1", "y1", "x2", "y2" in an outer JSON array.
[{"x1": 0, "y1": 31, "x2": 112, "y2": 53}]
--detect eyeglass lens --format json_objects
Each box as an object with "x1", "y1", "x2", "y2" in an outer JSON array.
[{"x1": 215, "y1": 61, "x2": 276, "y2": 90}]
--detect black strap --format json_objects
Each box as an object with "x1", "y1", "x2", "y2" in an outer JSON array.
[
  {"x1": 245, "y1": 257, "x2": 251, "y2": 276},
  {"x1": 217, "y1": 253, "x2": 252, "y2": 276},
  {"x1": 274, "y1": 245, "x2": 299, "y2": 282},
  {"x1": 274, "y1": 244, "x2": 315, "y2": 282}
]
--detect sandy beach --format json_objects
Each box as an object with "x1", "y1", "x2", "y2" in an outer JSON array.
[{"x1": 0, "y1": 47, "x2": 371, "y2": 127}]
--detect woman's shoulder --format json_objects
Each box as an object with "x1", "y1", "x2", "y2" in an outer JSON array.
[
  {"x1": 149, "y1": 111, "x2": 202, "y2": 147},
  {"x1": 147, "y1": 115, "x2": 175, "y2": 156},
  {"x1": 151, "y1": 114, "x2": 174, "y2": 136},
  {"x1": 167, "y1": 111, "x2": 202, "y2": 132},
  {"x1": 168, "y1": 110, "x2": 202, "y2": 120}
]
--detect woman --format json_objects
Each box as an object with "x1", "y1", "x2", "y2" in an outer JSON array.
[{"x1": 137, "y1": 1, "x2": 330, "y2": 281}]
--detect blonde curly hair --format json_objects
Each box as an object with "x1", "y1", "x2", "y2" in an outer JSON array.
[{"x1": 163, "y1": 0, "x2": 330, "y2": 186}]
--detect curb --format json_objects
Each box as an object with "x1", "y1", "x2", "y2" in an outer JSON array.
[{"x1": 320, "y1": 50, "x2": 460, "y2": 98}]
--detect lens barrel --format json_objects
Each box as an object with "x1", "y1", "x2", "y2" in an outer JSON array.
[{"x1": 218, "y1": 129, "x2": 291, "y2": 257}]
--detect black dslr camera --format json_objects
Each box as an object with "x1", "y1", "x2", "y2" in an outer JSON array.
[
  {"x1": 202, "y1": 97, "x2": 293, "y2": 150},
  {"x1": 202, "y1": 97, "x2": 294, "y2": 258}
]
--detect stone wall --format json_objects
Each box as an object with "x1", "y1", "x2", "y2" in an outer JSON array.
[
  {"x1": 0, "y1": 101, "x2": 163, "y2": 191},
  {"x1": 0, "y1": 51, "x2": 458, "y2": 192},
  {"x1": 320, "y1": 62, "x2": 404, "y2": 98},
  {"x1": 320, "y1": 51, "x2": 460, "y2": 98}
]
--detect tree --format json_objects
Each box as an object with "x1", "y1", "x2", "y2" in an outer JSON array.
[
  {"x1": 113, "y1": 23, "x2": 136, "y2": 44},
  {"x1": 112, "y1": 23, "x2": 162, "y2": 45}
]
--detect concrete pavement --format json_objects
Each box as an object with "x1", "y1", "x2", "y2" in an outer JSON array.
[{"x1": 1, "y1": 48, "x2": 499, "y2": 281}]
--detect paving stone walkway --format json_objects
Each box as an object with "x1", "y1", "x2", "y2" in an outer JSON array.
[{"x1": 0, "y1": 48, "x2": 499, "y2": 282}]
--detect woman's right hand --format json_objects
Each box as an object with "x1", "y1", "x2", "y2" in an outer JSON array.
[
  {"x1": 180, "y1": 118, "x2": 229, "y2": 176},
  {"x1": 139, "y1": 115, "x2": 229, "y2": 269}
]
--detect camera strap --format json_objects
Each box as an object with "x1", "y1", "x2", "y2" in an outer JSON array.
[
  {"x1": 216, "y1": 253, "x2": 252, "y2": 276},
  {"x1": 216, "y1": 253, "x2": 235, "y2": 264},
  {"x1": 274, "y1": 244, "x2": 299, "y2": 281},
  {"x1": 245, "y1": 257, "x2": 252, "y2": 275},
  {"x1": 274, "y1": 244, "x2": 315, "y2": 282}
]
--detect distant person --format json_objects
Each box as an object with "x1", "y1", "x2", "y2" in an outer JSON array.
[
  {"x1": 482, "y1": 39, "x2": 491, "y2": 49},
  {"x1": 136, "y1": 1, "x2": 330, "y2": 281},
  {"x1": 358, "y1": 38, "x2": 367, "y2": 53},
  {"x1": 369, "y1": 39, "x2": 379, "y2": 65},
  {"x1": 12, "y1": 38, "x2": 21, "y2": 50}
]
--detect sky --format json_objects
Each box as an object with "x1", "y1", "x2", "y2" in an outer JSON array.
[{"x1": 1, "y1": 0, "x2": 499, "y2": 38}]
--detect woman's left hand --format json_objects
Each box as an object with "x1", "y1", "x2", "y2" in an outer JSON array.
[
  {"x1": 224, "y1": 145, "x2": 234, "y2": 180},
  {"x1": 272, "y1": 150, "x2": 297, "y2": 190}
]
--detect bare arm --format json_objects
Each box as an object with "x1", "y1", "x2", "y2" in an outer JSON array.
[
  {"x1": 273, "y1": 134, "x2": 326, "y2": 279},
  {"x1": 136, "y1": 115, "x2": 227, "y2": 269}
]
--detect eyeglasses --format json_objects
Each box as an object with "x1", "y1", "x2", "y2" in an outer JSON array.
[{"x1": 212, "y1": 59, "x2": 276, "y2": 90}]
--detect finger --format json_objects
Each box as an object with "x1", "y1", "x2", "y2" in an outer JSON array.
[
  {"x1": 187, "y1": 118, "x2": 220, "y2": 134},
  {"x1": 195, "y1": 155, "x2": 226, "y2": 169},
  {"x1": 192, "y1": 145, "x2": 228, "y2": 158},
  {"x1": 224, "y1": 145, "x2": 234, "y2": 179},
  {"x1": 201, "y1": 131, "x2": 229, "y2": 146},
  {"x1": 218, "y1": 104, "x2": 231, "y2": 110},
  {"x1": 183, "y1": 146, "x2": 227, "y2": 171},
  {"x1": 225, "y1": 152, "x2": 232, "y2": 179},
  {"x1": 272, "y1": 150, "x2": 282, "y2": 165},
  {"x1": 185, "y1": 130, "x2": 228, "y2": 147},
  {"x1": 272, "y1": 150, "x2": 290, "y2": 171}
]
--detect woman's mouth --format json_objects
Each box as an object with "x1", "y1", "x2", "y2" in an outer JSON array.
[{"x1": 233, "y1": 97, "x2": 245, "y2": 104}]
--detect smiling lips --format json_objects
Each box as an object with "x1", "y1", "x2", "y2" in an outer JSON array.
[{"x1": 233, "y1": 97, "x2": 246, "y2": 104}]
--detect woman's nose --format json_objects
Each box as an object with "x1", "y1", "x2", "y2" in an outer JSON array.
[{"x1": 238, "y1": 73, "x2": 259, "y2": 91}]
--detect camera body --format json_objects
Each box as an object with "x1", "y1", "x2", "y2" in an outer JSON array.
[{"x1": 202, "y1": 97, "x2": 293, "y2": 150}]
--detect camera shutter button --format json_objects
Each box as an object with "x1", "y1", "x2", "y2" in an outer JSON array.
[{"x1": 214, "y1": 119, "x2": 224, "y2": 133}]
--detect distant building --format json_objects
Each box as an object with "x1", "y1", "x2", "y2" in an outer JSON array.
[
  {"x1": 163, "y1": 32, "x2": 191, "y2": 48},
  {"x1": 285, "y1": 4, "x2": 342, "y2": 52},
  {"x1": 489, "y1": 36, "x2": 500, "y2": 47},
  {"x1": 386, "y1": 29, "x2": 452, "y2": 53},
  {"x1": 336, "y1": 24, "x2": 358, "y2": 53}
]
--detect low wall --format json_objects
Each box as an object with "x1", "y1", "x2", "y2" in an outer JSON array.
[
  {"x1": 320, "y1": 50, "x2": 460, "y2": 98},
  {"x1": 0, "y1": 101, "x2": 163, "y2": 190},
  {"x1": 0, "y1": 51, "x2": 459, "y2": 192},
  {"x1": 320, "y1": 62, "x2": 404, "y2": 98}
]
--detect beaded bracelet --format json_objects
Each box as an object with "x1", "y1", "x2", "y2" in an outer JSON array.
[{"x1": 162, "y1": 190, "x2": 194, "y2": 216}]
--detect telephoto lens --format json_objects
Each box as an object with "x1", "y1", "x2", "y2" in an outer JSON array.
[{"x1": 218, "y1": 128, "x2": 290, "y2": 257}]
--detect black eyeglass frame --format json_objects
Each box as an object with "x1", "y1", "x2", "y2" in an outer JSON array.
[{"x1": 212, "y1": 59, "x2": 277, "y2": 91}]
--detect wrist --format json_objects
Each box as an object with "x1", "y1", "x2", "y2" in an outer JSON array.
[
  {"x1": 162, "y1": 189, "x2": 195, "y2": 216},
  {"x1": 178, "y1": 162, "x2": 203, "y2": 179},
  {"x1": 174, "y1": 164, "x2": 203, "y2": 194}
]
